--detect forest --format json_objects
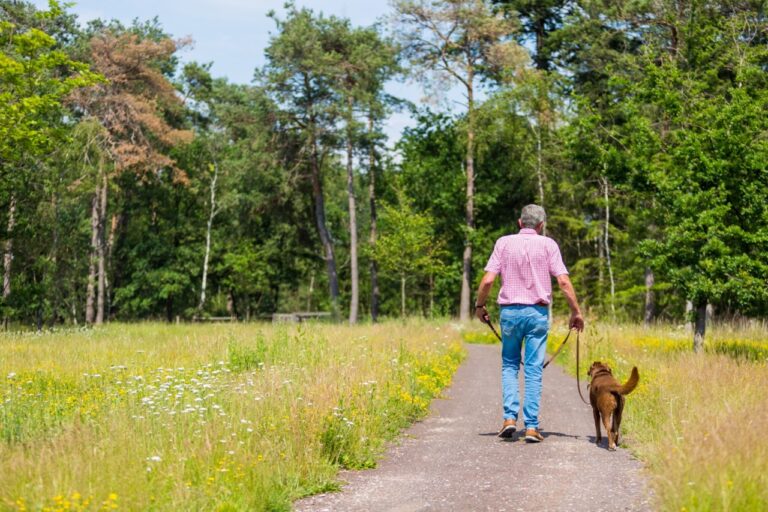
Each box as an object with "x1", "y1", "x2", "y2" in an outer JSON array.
[{"x1": 1, "y1": 0, "x2": 767, "y2": 341}]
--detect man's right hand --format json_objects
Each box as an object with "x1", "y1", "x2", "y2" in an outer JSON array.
[
  {"x1": 476, "y1": 306, "x2": 490, "y2": 323},
  {"x1": 569, "y1": 313, "x2": 584, "y2": 332}
]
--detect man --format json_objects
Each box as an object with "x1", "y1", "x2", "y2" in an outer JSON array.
[{"x1": 475, "y1": 204, "x2": 584, "y2": 442}]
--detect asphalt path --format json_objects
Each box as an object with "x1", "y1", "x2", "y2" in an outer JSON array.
[{"x1": 294, "y1": 343, "x2": 654, "y2": 512}]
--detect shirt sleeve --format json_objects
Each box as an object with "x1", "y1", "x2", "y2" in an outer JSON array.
[
  {"x1": 548, "y1": 239, "x2": 568, "y2": 277},
  {"x1": 484, "y1": 239, "x2": 502, "y2": 274}
]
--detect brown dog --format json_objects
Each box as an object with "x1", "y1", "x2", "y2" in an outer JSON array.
[{"x1": 587, "y1": 362, "x2": 639, "y2": 451}]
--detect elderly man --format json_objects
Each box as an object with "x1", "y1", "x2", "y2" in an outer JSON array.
[{"x1": 475, "y1": 204, "x2": 584, "y2": 442}]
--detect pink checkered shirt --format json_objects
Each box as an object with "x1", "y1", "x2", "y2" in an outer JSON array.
[{"x1": 484, "y1": 228, "x2": 569, "y2": 305}]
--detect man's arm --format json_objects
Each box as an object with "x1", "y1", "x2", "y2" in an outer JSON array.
[
  {"x1": 475, "y1": 271, "x2": 497, "y2": 321},
  {"x1": 556, "y1": 274, "x2": 584, "y2": 331}
]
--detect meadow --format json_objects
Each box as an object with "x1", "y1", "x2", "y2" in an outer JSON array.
[
  {"x1": 0, "y1": 322, "x2": 464, "y2": 511},
  {"x1": 467, "y1": 319, "x2": 768, "y2": 511}
]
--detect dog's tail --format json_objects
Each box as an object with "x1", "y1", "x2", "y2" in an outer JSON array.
[{"x1": 613, "y1": 366, "x2": 639, "y2": 395}]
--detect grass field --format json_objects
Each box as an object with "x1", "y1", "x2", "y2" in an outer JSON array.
[
  {"x1": 467, "y1": 319, "x2": 768, "y2": 511},
  {"x1": 0, "y1": 321, "x2": 464, "y2": 511}
]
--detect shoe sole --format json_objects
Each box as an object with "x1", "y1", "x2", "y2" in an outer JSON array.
[
  {"x1": 524, "y1": 434, "x2": 543, "y2": 443},
  {"x1": 498, "y1": 425, "x2": 516, "y2": 438}
]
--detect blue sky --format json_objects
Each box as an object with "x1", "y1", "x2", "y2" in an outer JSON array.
[{"x1": 31, "y1": 0, "x2": 463, "y2": 143}]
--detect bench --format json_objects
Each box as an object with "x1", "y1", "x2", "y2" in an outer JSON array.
[
  {"x1": 272, "y1": 312, "x2": 332, "y2": 323},
  {"x1": 192, "y1": 316, "x2": 236, "y2": 322}
]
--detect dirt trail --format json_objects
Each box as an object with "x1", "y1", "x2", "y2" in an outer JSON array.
[{"x1": 294, "y1": 343, "x2": 654, "y2": 511}]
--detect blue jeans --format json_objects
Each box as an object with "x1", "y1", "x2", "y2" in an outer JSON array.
[{"x1": 499, "y1": 305, "x2": 549, "y2": 429}]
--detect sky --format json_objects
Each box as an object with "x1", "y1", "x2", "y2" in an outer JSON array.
[{"x1": 30, "y1": 0, "x2": 465, "y2": 143}]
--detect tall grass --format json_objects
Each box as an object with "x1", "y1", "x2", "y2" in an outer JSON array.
[
  {"x1": 0, "y1": 321, "x2": 464, "y2": 511},
  {"x1": 545, "y1": 322, "x2": 768, "y2": 511}
]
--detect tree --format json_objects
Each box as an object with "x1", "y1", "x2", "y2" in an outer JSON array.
[
  {"x1": 330, "y1": 23, "x2": 399, "y2": 323},
  {"x1": 393, "y1": 0, "x2": 525, "y2": 321},
  {"x1": 493, "y1": 0, "x2": 573, "y2": 71},
  {"x1": 612, "y1": 4, "x2": 768, "y2": 349},
  {"x1": 0, "y1": 8, "x2": 100, "y2": 327},
  {"x1": 68, "y1": 27, "x2": 193, "y2": 324},
  {"x1": 263, "y1": 5, "x2": 348, "y2": 318},
  {"x1": 374, "y1": 195, "x2": 443, "y2": 318}
]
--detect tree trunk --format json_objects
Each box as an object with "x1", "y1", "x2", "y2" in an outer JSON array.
[
  {"x1": 534, "y1": 120, "x2": 553, "y2": 323},
  {"x1": 105, "y1": 213, "x2": 119, "y2": 319},
  {"x1": 368, "y1": 111, "x2": 380, "y2": 323},
  {"x1": 227, "y1": 289, "x2": 236, "y2": 321},
  {"x1": 3, "y1": 195, "x2": 16, "y2": 329},
  {"x1": 602, "y1": 177, "x2": 616, "y2": 318},
  {"x1": 644, "y1": 267, "x2": 655, "y2": 325},
  {"x1": 96, "y1": 172, "x2": 107, "y2": 324},
  {"x1": 429, "y1": 273, "x2": 434, "y2": 318},
  {"x1": 693, "y1": 301, "x2": 706, "y2": 353},
  {"x1": 198, "y1": 161, "x2": 219, "y2": 314},
  {"x1": 685, "y1": 300, "x2": 693, "y2": 332},
  {"x1": 307, "y1": 105, "x2": 340, "y2": 318},
  {"x1": 459, "y1": 74, "x2": 475, "y2": 322},
  {"x1": 706, "y1": 303, "x2": 714, "y2": 326},
  {"x1": 401, "y1": 274, "x2": 406, "y2": 319},
  {"x1": 346, "y1": 96, "x2": 359, "y2": 324},
  {"x1": 85, "y1": 186, "x2": 99, "y2": 325},
  {"x1": 306, "y1": 271, "x2": 315, "y2": 311}
]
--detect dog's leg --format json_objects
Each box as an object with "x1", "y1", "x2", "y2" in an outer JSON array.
[
  {"x1": 593, "y1": 407, "x2": 601, "y2": 445},
  {"x1": 613, "y1": 398, "x2": 624, "y2": 446},
  {"x1": 602, "y1": 412, "x2": 615, "y2": 451}
]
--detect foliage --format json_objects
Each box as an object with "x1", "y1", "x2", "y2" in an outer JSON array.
[{"x1": 0, "y1": 0, "x2": 767, "y2": 332}]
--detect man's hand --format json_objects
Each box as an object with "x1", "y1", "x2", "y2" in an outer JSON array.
[
  {"x1": 569, "y1": 312, "x2": 584, "y2": 332},
  {"x1": 476, "y1": 305, "x2": 490, "y2": 323}
]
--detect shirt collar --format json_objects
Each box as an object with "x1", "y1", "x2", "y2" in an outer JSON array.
[{"x1": 519, "y1": 228, "x2": 539, "y2": 235}]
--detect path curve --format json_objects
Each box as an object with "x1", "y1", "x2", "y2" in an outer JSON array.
[{"x1": 295, "y1": 343, "x2": 654, "y2": 511}]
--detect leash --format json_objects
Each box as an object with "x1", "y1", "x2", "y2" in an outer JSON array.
[
  {"x1": 480, "y1": 314, "x2": 590, "y2": 404},
  {"x1": 575, "y1": 328, "x2": 590, "y2": 405},
  {"x1": 543, "y1": 328, "x2": 574, "y2": 369}
]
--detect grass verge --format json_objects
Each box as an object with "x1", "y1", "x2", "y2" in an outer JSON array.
[
  {"x1": 549, "y1": 322, "x2": 768, "y2": 511},
  {"x1": 0, "y1": 321, "x2": 465, "y2": 511}
]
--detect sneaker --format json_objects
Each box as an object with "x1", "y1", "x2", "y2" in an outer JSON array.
[
  {"x1": 497, "y1": 419, "x2": 517, "y2": 438},
  {"x1": 524, "y1": 428, "x2": 544, "y2": 443}
]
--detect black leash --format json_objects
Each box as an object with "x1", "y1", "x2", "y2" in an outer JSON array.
[
  {"x1": 575, "y1": 327, "x2": 590, "y2": 405},
  {"x1": 480, "y1": 312, "x2": 589, "y2": 404},
  {"x1": 543, "y1": 328, "x2": 574, "y2": 369}
]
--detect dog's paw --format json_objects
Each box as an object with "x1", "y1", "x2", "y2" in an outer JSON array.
[{"x1": 608, "y1": 444, "x2": 617, "y2": 451}]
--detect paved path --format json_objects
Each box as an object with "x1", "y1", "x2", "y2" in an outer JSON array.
[{"x1": 295, "y1": 343, "x2": 654, "y2": 511}]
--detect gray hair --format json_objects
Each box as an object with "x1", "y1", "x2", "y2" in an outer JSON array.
[{"x1": 520, "y1": 204, "x2": 547, "y2": 229}]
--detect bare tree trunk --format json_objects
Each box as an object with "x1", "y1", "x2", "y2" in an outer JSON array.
[
  {"x1": 306, "y1": 271, "x2": 315, "y2": 311},
  {"x1": 96, "y1": 172, "x2": 107, "y2": 324},
  {"x1": 534, "y1": 120, "x2": 552, "y2": 323},
  {"x1": 685, "y1": 300, "x2": 693, "y2": 332},
  {"x1": 535, "y1": 123, "x2": 545, "y2": 210},
  {"x1": 602, "y1": 177, "x2": 616, "y2": 318},
  {"x1": 368, "y1": 112, "x2": 380, "y2": 323},
  {"x1": 307, "y1": 102, "x2": 339, "y2": 318},
  {"x1": 597, "y1": 234, "x2": 604, "y2": 300},
  {"x1": 459, "y1": 75, "x2": 475, "y2": 322},
  {"x1": 693, "y1": 301, "x2": 706, "y2": 353},
  {"x1": 346, "y1": 96, "x2": 359, "y2": 324},
  {"x1": 401, "y1": 274, "x2": 406, "y2": 319},
  {"x1": 85, "y1": 187, "x2": 99, "y2": 325},
  {"x1": 644, "y1": 267, "x2": 655, "y2": 325},
  {"x1": 429, "y1": 273, "x2": 434, "y2": 318},
  {"x1": 227, "y1": 289, "x2": 236, "y2": 321},
  {"x1": 3, "y1": 195, "x2": 16, "y2": 329},
  {"x1": 197, "y1": 161, "x2": 219, "y2": 314},
  {"x1": 105, "y1": 213, "x2": 119, "y2": 318}
]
